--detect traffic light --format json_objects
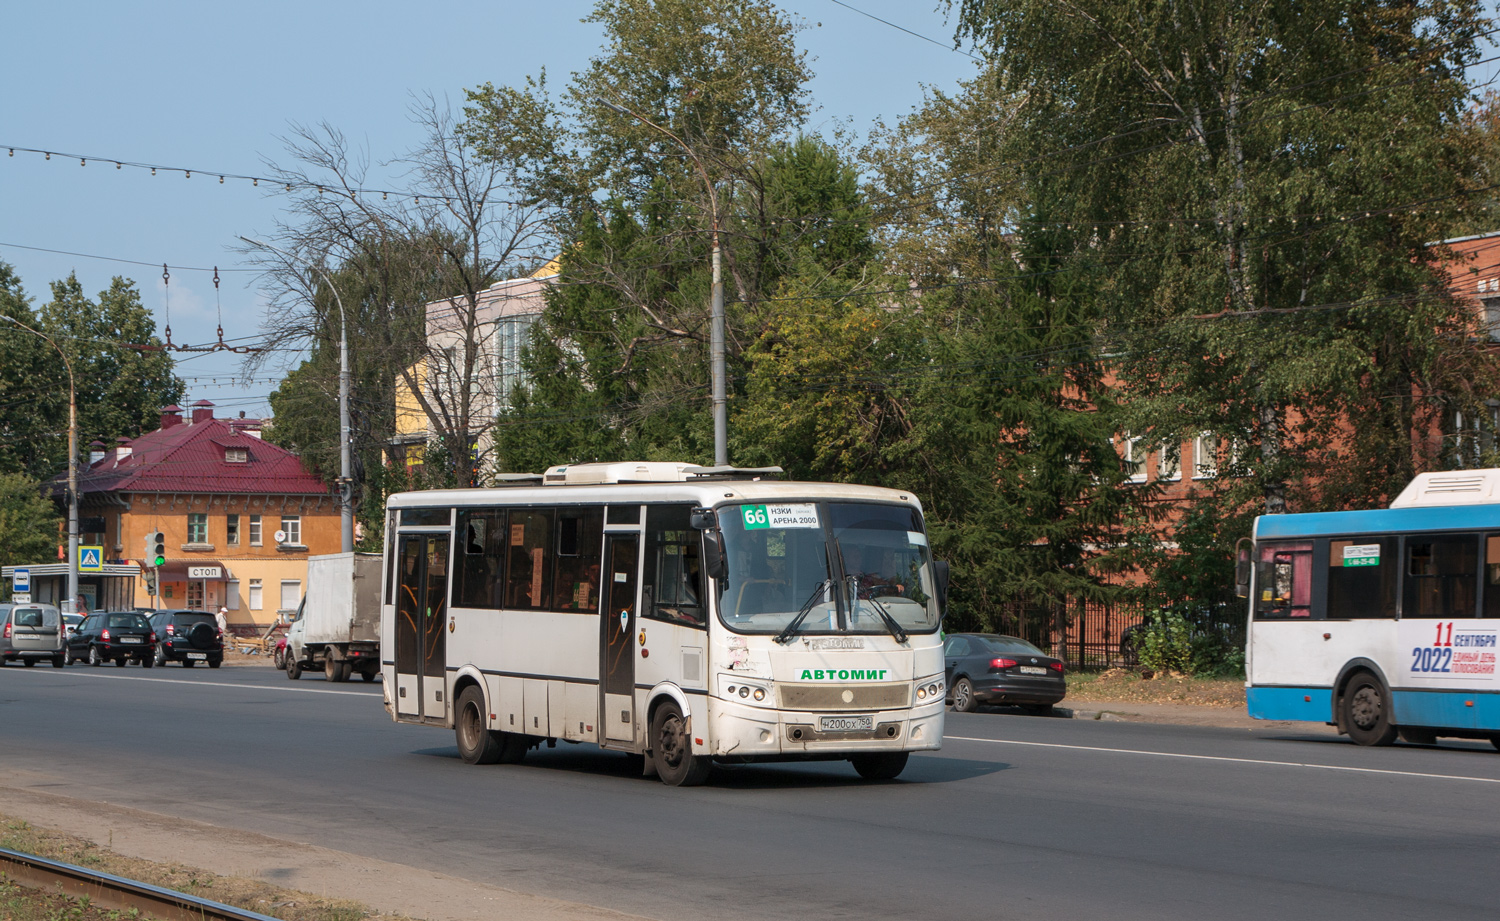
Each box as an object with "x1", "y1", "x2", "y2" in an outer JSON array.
[
  {"x1": 149, "y1": 531, "x2": 166, "y2": 567},
  {"x1": 143, "y1": 568, "x2": 158, "y2": 597}
]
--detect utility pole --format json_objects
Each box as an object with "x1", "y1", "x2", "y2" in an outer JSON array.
[{"x1": 241, "y1": 237, "x2": 355, "y2": 551}]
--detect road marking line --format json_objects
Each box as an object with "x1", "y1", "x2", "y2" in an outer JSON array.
[
  {"x1": 6, "y1": 669, "x2": 377, "y2": 698},
  {"x1": 945, "y1": 735, "x2": 1500, "y2": 784}
]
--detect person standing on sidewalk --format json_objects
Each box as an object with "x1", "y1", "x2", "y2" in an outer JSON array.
[{"x1": 216, "y1": 606, "x2": 229, "y2": 648}]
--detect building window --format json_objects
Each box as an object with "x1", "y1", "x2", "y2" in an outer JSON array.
[
  {"x1": 249, "y1": 515, "x2": 262, "y2": 546},
  {"x1": 1194, "y1": 433, "x2": 1218, "y2": 479},
  {"x1": 187, "y1": 513, "x2": 208, "y2": 544},
  {"x1": 226, "y1": 514, "x2": 240, "y2": 546},
  {"x1": 280, "y1": 580, "x2": 302, "y2": 611},
  {"x1": 186, "y1": 581, "x2": 205, "y2": 610},
  {"x1": 225, "y1": 579, "x2": 240, "y2": 610},
  {"x1": 495, "y1": 314, "x2": 539, "y2": 408},
  {"x1": 1158, "y1": 442, "x2": 1181, "y2": 481},
  {"x1": 280, "y1": 516, "x2": 301, "y2": 545},
  {"x1": 225, "y1": 447, "x2": 248, "y2": 464},
  {"x1": 1119, "y1": 433, "x2": 1146, "y2": 483},
  {"x1": 249, "y1": 579, "x2": 262, "y2": 610}
]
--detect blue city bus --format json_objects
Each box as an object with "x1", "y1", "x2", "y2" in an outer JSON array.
[{"x1": 1243, "y1": 470, "x2": 1500, "y2": 748}]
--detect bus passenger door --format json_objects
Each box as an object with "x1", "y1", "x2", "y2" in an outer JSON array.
[
  {"x1": 395, "y1": 534, "x2": 451, "y2": 721},
  {"x1": 601, "y1": 535, "x2": 639, "y2": 743}
]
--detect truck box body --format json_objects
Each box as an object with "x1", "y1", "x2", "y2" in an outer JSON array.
[{"x1": 304, "y1": 553, "x2": 381, "y2": 645}]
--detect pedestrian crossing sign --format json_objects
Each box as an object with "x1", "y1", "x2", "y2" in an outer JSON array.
[{"x1": 79, "y1": 546, "x2": 103, "y2": 573}]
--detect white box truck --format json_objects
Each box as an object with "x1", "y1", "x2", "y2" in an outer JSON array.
[{"x1": 285, "y1": 552, "x2": 381, "y2": 682}]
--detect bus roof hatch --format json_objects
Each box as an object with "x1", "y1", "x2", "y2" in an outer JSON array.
[
  {"x1": 1390, "y1": 469, "x2": 1500, "y2": 508},
  {"x1": 541, "y1": 462, "x2": 784, "y2": 485}
]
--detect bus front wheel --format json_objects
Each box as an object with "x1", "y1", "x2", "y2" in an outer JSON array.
[
  {"x1": 651, "y1": 703, "x2": 710, "y2": 786},
  {"x1": 1342, "y1": 673, "x2": 1397, "y2": 747},
  {"x1": 851, "y1": 752, "x2": 909, "y2": 780},
  {"x1": 456, "y1": 686, "x2": 503, "y2": 765}
]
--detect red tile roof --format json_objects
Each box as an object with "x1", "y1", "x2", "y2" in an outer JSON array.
[{"x1": 67, "y1": 407, "x2": 328, "y2": 497}]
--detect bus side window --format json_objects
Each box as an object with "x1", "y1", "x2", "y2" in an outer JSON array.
[
  {"x1": 506, "y1": 510, "x2": 554, "y2": 609},
  {"x1": 550, "y1": 507, "x2": 604, "y2": 613},
  {"x1": 1404, "y1": 534, "x2": 1479, "y2": 619},
  {"x1": 456, "y1": 509, "x2": 507, "y2": 609},
  {"x1": 642, "y1": 505, "x2": 706, "y2": 628},
  {"x1": 1326, "y1": 537, "x2": 1396, "y2": 619},
  {"x1": 1255, "y1": 541, "x2": 1312, "y2": 618},
  {"x1": 1486, "y1": 535, "x2": 1500, "y2": 619}
]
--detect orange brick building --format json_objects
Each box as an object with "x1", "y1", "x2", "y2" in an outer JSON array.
[{"x1": 64, "y1": 401, "x2": 340, "y2": 628}]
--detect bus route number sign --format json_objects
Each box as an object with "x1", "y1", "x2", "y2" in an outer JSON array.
[{"x1": 742, "y1": 504, "x2": 819, "y2": 530}]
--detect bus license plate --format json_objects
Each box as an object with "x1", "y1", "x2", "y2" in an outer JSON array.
[
  {"x1": 820, "y1": 715, "x2": 873, "y2": 733},
  {"x1": 1018, "y1": 666, "x2": 1048, "y2": 675},
  {"x1": 187, "y1": 652, "x2": 207, "y2": 660}
]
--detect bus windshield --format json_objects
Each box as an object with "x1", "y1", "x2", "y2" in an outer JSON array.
[{"x1": 717, "y1": 501, "x2": 940, "y2": 635}]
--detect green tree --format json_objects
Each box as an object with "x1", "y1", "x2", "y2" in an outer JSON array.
[
  {"x1": 472, "y1": 1, "x2": 875, "y2": 473},
  {"x1": 40, "y1": 275, "x2": 184, "y2": 455},
  {"x1": 0, "y1": 268, "x2": 181, "y2": 483},
  {"x1": 0, "y1": 264, "x2": 63, "y2": 479},
  {"x1": 951, "y1": 0, "x2": 1496, "y2": 515},
  {"x1": 0, "y1": 472, "x2": 59, "y2": 574}
]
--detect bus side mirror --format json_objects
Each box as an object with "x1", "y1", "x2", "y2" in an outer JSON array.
[
  {"x1": 933, "y1": 560, "x2": 951, "y2": 614},
  {"x1": 689, "y1": 507, "x2": 717, "y2": 530},
  {"x1": 1234, "y1": 538, "x2": 1251, "y2": 599},
  {"x1": 702, "y1": 531, "x2": 727, "y2": 581}
]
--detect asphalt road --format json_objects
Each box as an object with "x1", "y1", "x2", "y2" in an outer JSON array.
[{"x1": 2, "y1": 661, "x2": 1498, "y2": 921}]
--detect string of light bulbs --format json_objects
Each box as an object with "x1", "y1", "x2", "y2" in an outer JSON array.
[{"x1": 0, "y1": 143, "x2": 489, "y2": 207}]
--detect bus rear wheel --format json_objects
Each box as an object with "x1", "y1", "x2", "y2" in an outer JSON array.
[
  {"x1": 651, "y1": 702, "x2": 710, "y2": 786},
  {"x1": 1343, "y1": 673, "x2": 1397, "y2": 747},
  {"x1": 456, "y1": 686, "x2": 503, "y2": 765},
  {"x1": 850, "y1": 752, "x2": 909, "y2": 781}
]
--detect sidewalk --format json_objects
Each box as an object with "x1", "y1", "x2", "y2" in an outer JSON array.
[{"x1": 1060, "y1": 698, "x2": 1337, "y2": 734}]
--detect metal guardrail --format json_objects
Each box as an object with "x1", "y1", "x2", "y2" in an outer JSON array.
[{"x1": 0, "y1": 846, "x2": 283, "y2": 921}]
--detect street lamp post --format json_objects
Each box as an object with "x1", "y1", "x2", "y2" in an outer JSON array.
[
  {"x1": 2, "y1": 316, "x2": 79, "y2": 608},
  {"x1": 240, "y1": 237, "x2": 355, "y2": 553},
  {"x1": 599, "y1": 98, "x2": 728, "y2": 466}
]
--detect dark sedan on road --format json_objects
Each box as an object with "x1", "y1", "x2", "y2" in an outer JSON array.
[
  {"x1": 67, "y1": 611, "x2": 156, "y2": 667},
  {"x1": 944, "y1": 633, "x2": 1066, "y2": 714}
]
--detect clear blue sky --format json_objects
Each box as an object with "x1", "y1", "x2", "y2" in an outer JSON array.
[{"x1": 0, "y1": 1, "x2": 978, "y2": 419}]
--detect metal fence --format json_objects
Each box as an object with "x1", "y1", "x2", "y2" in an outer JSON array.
[{"x1": 989, "y1": 595, "x2": 1245, "y2": 670}]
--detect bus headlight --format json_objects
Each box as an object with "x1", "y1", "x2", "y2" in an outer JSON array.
[
  {"x1": 915, "y1": 676, "x2": 944, "y2": 704},
  {"x1": 720, "y1": 676, "x2": 774, "y2": 708}
]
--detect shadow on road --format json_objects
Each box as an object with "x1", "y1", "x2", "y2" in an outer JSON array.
[
  {"x1": 410, "y1": 743, "x2": 1010, "y2": 787},
  {"x1": 1256, "y1": 732, "x2": 1500, "y2": 756}
]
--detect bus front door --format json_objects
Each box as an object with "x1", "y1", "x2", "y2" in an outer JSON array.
[
  {"x1": 394, "y1": 534, "x2": 450, "y2": 722},
  {"x1": 601, "y1": 535, "x2": 639, "y2": 743}
]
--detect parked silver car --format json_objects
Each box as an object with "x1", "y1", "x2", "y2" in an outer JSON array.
[{"x1": 0, "y1": 603, "x2": 65, "y2": 667}]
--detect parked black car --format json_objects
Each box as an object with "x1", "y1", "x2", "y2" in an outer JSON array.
[
  {"x1": 147, "y1": 610, "x2": 223, "y2": 668},
  {"x1": 944, "y1": 633, "x2": 1066, "y2": 714},
  {"x1": 66, "y1": 611, "x2": 156, "y2": 667}
]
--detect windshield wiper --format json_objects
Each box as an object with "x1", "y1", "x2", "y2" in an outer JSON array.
[
  {"x1": 774, "y1": 579, "x2": 833, "y2": 645},
  {"x1": 846, "y1": 575, "x2": 909, "y2": 644}
]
